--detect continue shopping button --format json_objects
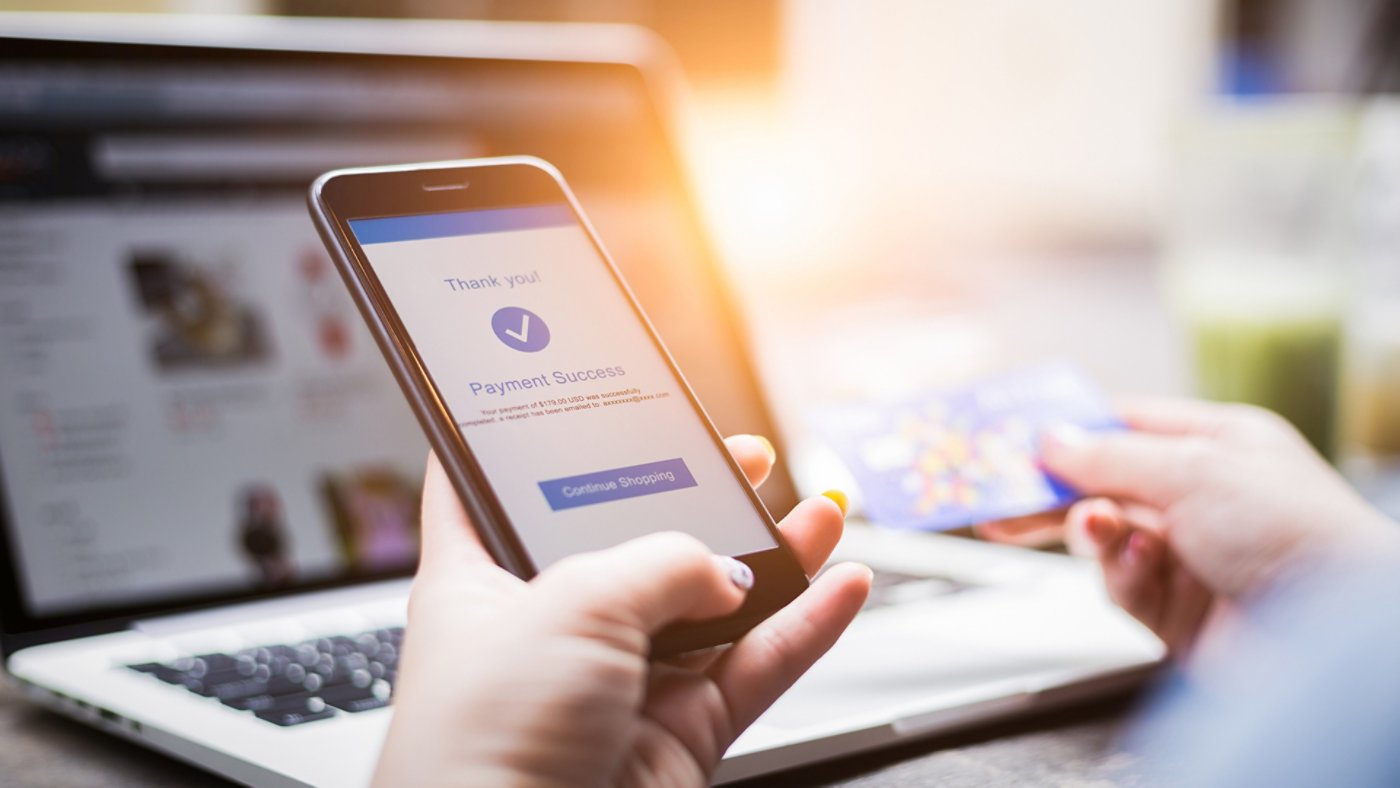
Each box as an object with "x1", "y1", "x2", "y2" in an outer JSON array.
[{"x1": 539, "y1": 458, "x2": 698, "y2": 511}]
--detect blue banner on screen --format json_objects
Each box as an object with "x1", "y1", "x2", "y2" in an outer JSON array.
[
  {"x1": 349, "y1": 204, "x2": 573, "y2": 245},
  {"x1": 539, "y1": 458, "x2": 698, "y2": 511}
]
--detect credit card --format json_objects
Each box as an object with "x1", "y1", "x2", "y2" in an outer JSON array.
[{"x1": 815, "y1": 363, "x2": 1121, "y2": 531}]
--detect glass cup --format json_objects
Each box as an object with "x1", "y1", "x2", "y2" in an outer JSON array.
[{"x1": 1163, "y1": 100, "x2": 1356, "y2": 459}]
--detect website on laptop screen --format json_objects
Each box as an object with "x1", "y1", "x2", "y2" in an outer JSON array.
[
  {"x1": 0, "y1": 196, "x2": 430, "y2": 616},
  {"x1": 0, "y1": 52, "x2": 787, "y2": 622}
]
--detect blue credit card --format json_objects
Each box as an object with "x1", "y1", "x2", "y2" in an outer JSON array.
[{"x1": 815, "y1": 363, "x2": 1121, "y2": 531}]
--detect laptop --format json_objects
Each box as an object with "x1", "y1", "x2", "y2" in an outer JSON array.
[{"x1": 0, "y1": 14, "x2": 1164, "y2": 786}]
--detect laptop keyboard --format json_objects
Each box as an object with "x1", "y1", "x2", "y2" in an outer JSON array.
[
  {"x1": 127, "y1": 627, "x2": 402, "y2": 726},
  {"x1": 123, "y1": 569, "x2": 966, "y2": 727}
]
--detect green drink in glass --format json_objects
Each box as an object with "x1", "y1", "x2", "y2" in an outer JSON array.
[
  {"x1": 1187, "y1": 310, "x2": 1342, "y2": 457},
  {"x1": 1165, "y1": 102, "x2": 1355, "y2": 460},
  {"x1": 1170, "y1": 263, "x2": 1346, "y2": 459}
]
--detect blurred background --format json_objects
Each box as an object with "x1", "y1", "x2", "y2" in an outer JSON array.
[{"x1": 8, "y1": 0, "x2": 1397, "y2": 513}]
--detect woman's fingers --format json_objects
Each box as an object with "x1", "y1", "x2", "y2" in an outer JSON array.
[
  {"x1": 1094, "y1": 522, "x2": 1168, "y2": 635},
  {"x1": 775, "y1": 494, "x2": 847, "y2": 577},
  {"x1": 1065, "y1": 498, "x2": 1129, "y2": 559},
  {"x1": 658, "y1": 491, "x2": 847, "y2": 675},
  {"x1": 1106, "y1": 529, "x2": 1166, "y2": 622},
  {"x1": 976, "y1": 512, "x2": 1067, "y2": 548},
  {"x1": 417, "y1": 452, "x2": 494, "y2": 578},
  {"x1": 1115, "y1": 396, "x2": 1244, "y2": 437},
  {"x1": 1043, "y1": 427, "x2": 1209, "y2": 510},
  {"x1": 1155, "y1": 553, "x2": 1214, "y2": 654},
  {"x1": 1066, "y1": 497, "x2": 1169, "y2": 631},
  {"x1": 707, "y1": 562, "x2": 872, "y2": 736},
  {"x1": 725, "y1": 434, "x2": 776, "y2": 489},
  {"x1": 1065, "y1": 497, "x2": 1216, "y2": 652},
  {"x1": 533, "y1": 532, "x2": 750, "y2": 638}
]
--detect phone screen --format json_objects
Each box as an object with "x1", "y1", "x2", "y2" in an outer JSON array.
[{"x1": 348, "y1": 203, "x2": 778, "y2": 569}]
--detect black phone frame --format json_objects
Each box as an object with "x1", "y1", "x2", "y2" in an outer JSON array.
[{"x1": 309, "y1": 157, "x2": 810, "y2": 656}]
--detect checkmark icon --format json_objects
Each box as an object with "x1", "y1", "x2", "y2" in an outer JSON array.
[
  {"x1": 503, "y1": 314, "x2": 530, "y2": 343},
  {"x1": 491, "y1": 306, "x2": 550, "y2": 352}
]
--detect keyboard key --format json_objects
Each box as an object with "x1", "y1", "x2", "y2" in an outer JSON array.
[
  {"x1": 208, "y1": 678, "x2": 273, "y2": 702},
  {"x1": 223, "y1": 693, "x2": 278, "y2": 712},
  {"x1": 374, "y1": 642, "x2": 398, "y2": 664},
  {"x1": 319, "y1": 681, "x2": 391, "y2": 713},
  {"x1": 150, "y1": 665, "x2": 192, "y2": 685},
  {"x1": 255, "y1": 707, "x2": 337, "y2": 726},
  {"x1": 185, "y1": 668, "x2": 253, "y2": 696},
  {"x1": 216, "y1": 675, "x2": 309, "y2": 708},
  {"x1": 265, "y1": 672, "x2": 312, "y2": 696},
  {"x1": 227, "y1": 688, "x2": 322, "y2": 713},
  {"x1": 130, "y1": 626, "x2": 404, "y2": 726},
  {"x1": 231, "y1": 655, "x2": 257, "y2": 676},
  {"x1": 189, "y1": 653, "x2": 239, "y2": 676}
]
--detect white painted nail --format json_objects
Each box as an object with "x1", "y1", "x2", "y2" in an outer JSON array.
[{"x1": 714, "y1": 556, "x2": 754, "y2": 591}]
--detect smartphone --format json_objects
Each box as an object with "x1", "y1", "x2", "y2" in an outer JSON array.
[{"x1": 308, "y1": 157, "x2": 809, "y2": 655}]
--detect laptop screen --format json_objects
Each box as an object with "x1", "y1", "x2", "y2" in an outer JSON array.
[{"x1": 0, "y1": 36, "x2": 795, "y2": 639}]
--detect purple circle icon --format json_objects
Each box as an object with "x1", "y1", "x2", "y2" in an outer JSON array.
[{"x1": 491, "y1": 306, "x2": 550, "y2": 353}]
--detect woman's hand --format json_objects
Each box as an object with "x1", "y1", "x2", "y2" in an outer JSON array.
[
  {"x1": 1045, "y1": 399, "x2": 1398, "y2": 656},
  {"x1": 374, "y1": 434, "x2": 872, "y2": 787}
]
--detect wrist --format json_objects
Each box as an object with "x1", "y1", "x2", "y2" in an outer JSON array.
[
  {"x1": 374, "y1": 715, "x2": 585, "y2": 788},
  {"x1": 1281, "y1": 501, "x2": 1400, "y2": 590},
  {"x1": 1341, "y1": 507, "x2": 1400, "y2": 562}
]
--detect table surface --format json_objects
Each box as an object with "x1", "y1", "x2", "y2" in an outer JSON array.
[{"x1": 0, "y1": 675, "x2": 1148, "y2": 787}]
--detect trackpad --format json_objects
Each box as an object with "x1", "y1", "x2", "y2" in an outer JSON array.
[{"x1": 753, "y1": 590, "x2": 1154, "y2": 731}]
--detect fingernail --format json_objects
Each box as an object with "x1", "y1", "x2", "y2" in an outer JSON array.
[
  {"x1": 714, "y1": 556, "x2": 754, "y2": 591},
  {"x1": 754, "y1": 435, "x2": 777, "y2": 464},
  {"x1": 1123, "y1": 531, "x2": 1147, "y2": 567},
  {"x1": 822, "y1": 489, "x2": 849, "y2": 517},
  {"x1": 1045, "y1": 424, "x2": 1090, "y2": 449},
  {"x1": 1085, "y1": 514, "x2": 1115, "y2": 543}
]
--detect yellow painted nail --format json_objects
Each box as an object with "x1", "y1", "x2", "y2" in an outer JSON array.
[
  {"x1": 755, "y1": 435, "x2": 777, "y2": 464},
  {"x1": 821, "y1": 489, "x2": 849, "y2": 517}
]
